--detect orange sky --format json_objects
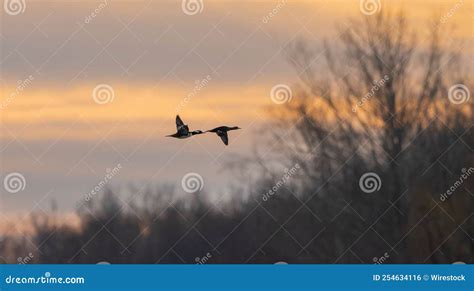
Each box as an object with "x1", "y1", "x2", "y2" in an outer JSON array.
[
  {"x1": 2, "y1": 1, "x2": 472, "y2": 137},
  {"x1": 0, "y1": 0, "x2": 472, "y2": 214}
]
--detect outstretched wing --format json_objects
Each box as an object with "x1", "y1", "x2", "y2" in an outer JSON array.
[
  {"x1": 176, "y1": 115, "x2": 189, "y2": 135},
  {"x1": 217, "y1": 131, "x2": 228, "y2": 145},
  {"x1": 176, "y1": 115, "x2": 185, "y2": 128}
]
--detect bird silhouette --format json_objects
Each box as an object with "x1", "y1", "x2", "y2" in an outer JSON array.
[
  {"x1": 206, "y1": 126, "x2": 241, "y2": 145},
  {"x1": 166, "y1": 115, "x2": 204, "y2": 138}
]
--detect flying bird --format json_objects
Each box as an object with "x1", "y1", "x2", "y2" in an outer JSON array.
[
  {"x1": 166, "y1": 115, "x2": 204, "y2": 138},
  {"x1": 206, "y1": 126, "x2": 241, "y2": 146}
]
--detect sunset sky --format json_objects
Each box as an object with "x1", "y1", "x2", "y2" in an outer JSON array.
[{"x1": 1, "y1": 0, "x2": 472, "y2": 217}]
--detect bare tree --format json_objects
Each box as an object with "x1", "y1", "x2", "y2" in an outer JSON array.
[
  {"x1": 260, "y1": 10, "x2": 473, "y2": 262},
  {"x1": 3, "y1": 11, "x2": 471, "y2": 265}
]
